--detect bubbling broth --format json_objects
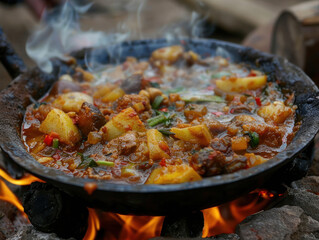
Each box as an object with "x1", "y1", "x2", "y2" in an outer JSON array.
[{"x1": 22, "y1": 45, "x2": 299, "y2": 184}]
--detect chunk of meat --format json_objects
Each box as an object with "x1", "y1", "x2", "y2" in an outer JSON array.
[
  {"x1": 224, "y1": 154, "x2": 248, "y2": 173},
  {"x1": 50, "y1": 79, "x2": 82, "y2": 96},
  {"x1": 114, "y1": 94, "x2": 151, "y2": 112},
  {"x1": 106, "y1": 131, "x2": 138, "y2": 155},
  {"x1": 210, "y1": 137, "x2": 232, "y2": 155},
  {"x1": 242, "y1": 123, "x2": 285, "y2": 148},
  {"x1": 121, "y1": 74, "x2": 142, "y2": 94},
  {"x1": 190, "y1": 148, "x2": 226, "y2": 177},
  {"x1": 208, "y1": 119, "x2": 227, "y2": 136},
  {"x1": 184, "y1": 104, "x2": 207, "y2": 121},
  {"x1": 77, "y1": 102, "x2": 106, "y2": 136}
]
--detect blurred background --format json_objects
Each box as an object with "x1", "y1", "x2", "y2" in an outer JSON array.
[{"x1": 0, "y1": 0, "x2": 314, "y2": 89}]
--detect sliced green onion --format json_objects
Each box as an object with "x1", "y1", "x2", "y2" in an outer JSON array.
[
  {"x1": 182, "y1": 95, "x2": 225, "y2": 103},
  {"x1": 152, "y1": 95, "x2": 164, "y2": 109},
  {"x1": 211, "y1": 71, "x2": 231, "y2": 79},
  {"x1": 164, "y1": 87, "x2": 184, "y2": 94},
  {"x1": 96, "y1": 161, "x2": 115, "y2": 167},
  {"x1": 147, "y1": 114, "x2": 167, "y2": 127},
  {"x1": 52, "y1": 139, "x2": 59, "y2": 148},
  {"x1": 158, "y1": 129, "x2": 175, "y2": 136},
  {"x1": 88, "y1": 160, "x2": 98, "y2": 168}
]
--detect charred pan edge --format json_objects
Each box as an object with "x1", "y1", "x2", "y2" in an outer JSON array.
[{"x1": 0, "y1": 38, "x2": 318, "y2": 215}]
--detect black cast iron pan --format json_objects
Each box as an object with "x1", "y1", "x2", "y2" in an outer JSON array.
[{"x1": 0, "y1": 31, "x2": 319, "y2": 215}]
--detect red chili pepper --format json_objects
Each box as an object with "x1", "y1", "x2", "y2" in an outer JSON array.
[
  {"x1": 230, "y1": 109, "x2": 235, "y2": 114},
  {"x1": 255, "y1": 97, "x2": 262, "y2": 106},
  {"x1": 44, "y1": 135, "x2": 53, "y2": 146},
  {"x1": 160, "y1": 108, "x2": 168, "y2": 112},
  {"x1": 159, "y1": 158, "x2": 166, "y2": 167},
  {"x1": 248, "y1": 71, "x2": 257, "y2": 77}
]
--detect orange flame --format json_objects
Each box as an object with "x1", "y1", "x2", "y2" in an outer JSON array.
[
  {"x1": 202, "y1": 189, "x2": 275, "y2": 237},
  {"x1": 83, "y1": 208, "x2": 100, "y2": 240},
  {"x1": 0, "y1": 168, "x2": 44, "y2": 185},
  {"x1": 115, "y1": 214, "x2": 164, "y2": 240},
  {"x1": 0, "y1": 166, "x2": 281, "y2": 239},
  {"x1": 0, "y1": 180, "x2": 25, "y2": 214},
  {"x1": 0, "y1": 168, "x2": 44, "y2": 219}
]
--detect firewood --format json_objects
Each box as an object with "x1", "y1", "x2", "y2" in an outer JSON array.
[
  {"x1": 271, "y1": 1, "x2": 319, "y2": 84},
  {"x1": 23, "y1": 182, "x2": 88, "y2": 240}
]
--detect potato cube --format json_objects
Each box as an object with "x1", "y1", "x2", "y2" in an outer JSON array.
[
  {"x1": 170, "y1": 125, "x2": 212, "y2": 146},
  {"x1": 146, "y1": 164, "x2": 202, "y2": 184},
  {"x1": 147, "y1": 129, "x2": 170, "y2": 160},
  {"x1": 102, "y1": 87, "x2": 125, "y2": 102},
  {"x1": 132, "y1": 102, "x2": 145, "y2": 113},
  {"x1": 39, "y1": 108, "x2": 81, "y2": 145},
  {"x1": 231, "y1": 137, "x2": 248, "y2": 151},
  {"x1": 100, "y1": 107, "x2": 146, "y2": 141},
  {"x1": 245, "y1": 153, "x2": 268, "y2": 167},
  {"x1": 258, "y1": 101, "x2": 293, "y2": 124},
  {"x1": 151, "y1": 45, "x2": 184, "y2": 64},
  {"x1": 216, "y1": 75, "x2": 267, "y2": 92},
  {"x1": 53, "y1": 92, "x2": 93, "y2": 113},
  {"x1": 93, "y1": 84, "x2": 116, "y2": 99}
]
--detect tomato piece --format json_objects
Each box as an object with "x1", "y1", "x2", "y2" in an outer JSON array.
[
  {"x1": 44, "y1": 135, "x2": 53, "y2": 146},
  {"x1": 255, "y1": 97, "x2": 262, "y2": 106},
  {"x1": 159, "y1": 158, "x2": 166, "y2": 167}
]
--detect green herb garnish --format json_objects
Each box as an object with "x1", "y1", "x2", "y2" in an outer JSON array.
[
  {"x1": 147, "y1": 112, "x2": 175, "y2": 127},
  {"x1": 76, "y1": 153, "x2": 98, "y2": 169},
  {"x1": 52, "y1": 139, "x2": 59, "y2": 149},
  {"x1": 158, "y1": 128, "x2": 175, "y2": 136},
  {"x1": 152, "y1": 95, "x2": 164, "y2": 110}
]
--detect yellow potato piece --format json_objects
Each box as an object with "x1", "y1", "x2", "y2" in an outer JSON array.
[
  {"x1": 93, "y1": 84, "x2": 116, "y2": 99},
  {"x1": 216, "y1": 75, "x2": 267, "y2": 92},
  {"x1": 53, "y1": 92, "x2": 93, "y2": 113},
  {"x1": 151, "y1": 45, "x2": 184, "y2": 64},
  {"x1": 231, "y1": 137, "x2": 248, "y2": 151},
  {"x1": 147, "y1": 129, "x2": 170, "y2": 160},
  {"x1": 245, "y1": 153, "x2": 268, "y2": 167},
  {"x1": 258, "y1": 101, "x2": 293, "y2": 124},
  {"x1": 39, "y1": 108, "x2": 81, "y2": 145},
  {"x1": 170, "y1": 125, "x2": 212, "y2": 146},
  {"x1": 101, "y1": 107, "x2": 146, "y2": 141},
  {"x1": 102, "y1": 87, "x2": 125, "y2": 103},
  {"x1": 146, "y1": 164, "x2": 202, "y2": 184}
]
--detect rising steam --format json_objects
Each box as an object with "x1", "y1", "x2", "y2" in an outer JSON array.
[
  {"x1": 26, "y1": 0, "x2": 219, "y2": 73},
  {"x1": 26, "y1": 0, "x2": 129, "y2": 73}
]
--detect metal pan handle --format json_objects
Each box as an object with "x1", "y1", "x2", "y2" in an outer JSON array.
[{"x1": 0, "y1": 27, "x2": 27, "y2": 79}]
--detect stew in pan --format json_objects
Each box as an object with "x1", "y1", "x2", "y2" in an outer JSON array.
[{"x1": 21, "y1": 45, "x2": 299, "y2": 184}]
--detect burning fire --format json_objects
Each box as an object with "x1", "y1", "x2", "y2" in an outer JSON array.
[
  {"x1": 0, "y1": 168, "x2": 43, "y2": 218},
  {"x1": 0, "y1": 167, "x2": 281, "y2": 240}
]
